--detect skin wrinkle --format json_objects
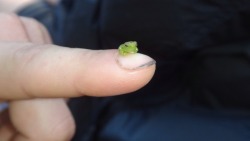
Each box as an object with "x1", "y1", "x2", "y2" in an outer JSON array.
[
  {"x1": 0, "y1": 44, "x2": 30, "y2": 100},
  {"x1": 70, "y1": 48, "x2": 101, "y2": 97},
  {"x1": 12, "y1": 15, "x2": 31, "y2": 42},
  {"x1": 0, "y1": 14, "x2": 28, "y2": 42},
  {"x1": 71, "y1": 49, "x2": 111, "y2": 96},
  {"x1": 48, "y1": 113, "x2": 75, "y2": 141},
  {"x1": 12, "y1": 44, "x2": 50, "y2": 99},
  {"x1": 20, "y1": 16, "x2": 52, "y2": 43},
  {"x1": 15, "y1": 104, "x2": 74, "y2": 141},
  {"x1": 70, "y1": 49, "x2": 94, "y2": 97},
  {"x1": 20, "y1": 17, "x2": 48, "y2": 44},
  {"x1": 8, "y1": 44, "x2": 34, "y2": 99}
]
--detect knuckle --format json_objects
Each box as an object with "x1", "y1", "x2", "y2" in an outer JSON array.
[
  {"x1": 0, "y1": 13, "x2": 29, "y2": 41},
  {"x1": 0, "y1": 13, "x2": 22, "y2": 28},
  {"x1": 20, "y1": 16, "x2": 40, "y2": 27},
  {"x1": 20, "y1": 16, "x2": 50, "y2": 43}
]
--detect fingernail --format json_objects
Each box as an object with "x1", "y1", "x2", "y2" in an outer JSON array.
[{"x1": 116, "y1": 53, "x2": 156, "y2": 70}]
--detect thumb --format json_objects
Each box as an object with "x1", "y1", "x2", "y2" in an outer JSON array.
[{"x1": 0, "y1": 42, "x2": 156, "y2": 100}]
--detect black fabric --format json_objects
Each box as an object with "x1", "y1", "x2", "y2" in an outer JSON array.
[{"x1": 19, "y1": 0, "x2": 250, "y2": 140}]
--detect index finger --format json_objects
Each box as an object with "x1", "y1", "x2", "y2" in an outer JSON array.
[{"x1": 0, "y1": 42, "x2": 156, "y2": 100}]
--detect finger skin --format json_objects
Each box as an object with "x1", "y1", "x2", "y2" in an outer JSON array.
[
  {"x1": 0, "y1": 13, "x2": 29, "y2": 42},
  {"x1": 0, "y1": 43, "x2": 155, "y2": 99},
  {"x1": 0, "y1": 13, "x2": 75, "y2": 141},
  {"x1": 9, "y1": 99, "x2": 75, "y2": 141},
  {"x1": 0, "y1": 13, "x2": 51, "y2": 43},
  {"x1": 19, "y1": 17, "x2": 51, "y2": 44}
]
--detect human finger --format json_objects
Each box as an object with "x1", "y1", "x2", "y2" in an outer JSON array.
[
  {"x1": 9, "y1": 99, "x2": 75, "y2": 141},
  {"x1": 0, "y1": 42, "x2": 156, "y2": 99}
]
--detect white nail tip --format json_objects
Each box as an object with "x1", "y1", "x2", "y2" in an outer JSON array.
[{"x1": 117, "y1": 53, "x2": 156, "y2": 70}]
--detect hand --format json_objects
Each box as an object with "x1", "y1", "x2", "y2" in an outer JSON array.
[{"x1": 0, "y1": 13, "x2": 156, "y2": 141}]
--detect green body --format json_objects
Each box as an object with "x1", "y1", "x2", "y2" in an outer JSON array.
[{"x1": 118, "y1": 41, "x2": 139, "y2": 56}]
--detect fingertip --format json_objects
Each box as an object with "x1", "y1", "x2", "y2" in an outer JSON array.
[
  {"x1": 0, "y1": 43, "x2": 156, "y2": 99},
  {"x1": 116, "y1": 52, "x2": 156, "y2": 70},
  {"x1": 73, "y1": 49, "x2": 156, "y2": 96},
  {"x1": 113, "y1": 52, "x2": 156, "y2": 95}
]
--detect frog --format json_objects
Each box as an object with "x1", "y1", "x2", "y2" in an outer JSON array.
[{"x1": 118, "y1": 41, "x2": 139, "y2": 56}]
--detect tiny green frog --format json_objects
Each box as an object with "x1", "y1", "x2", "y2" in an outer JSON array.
[{"x1": 118, "y1": 41, "x2": 139, "y2": 56}]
